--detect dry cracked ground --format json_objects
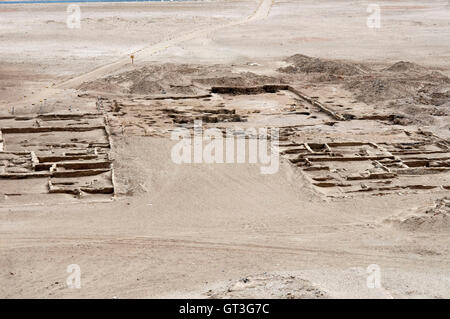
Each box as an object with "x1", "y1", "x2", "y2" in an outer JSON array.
[{"x1": 0, "y1": 0, "x2": 449, "y2": 298}]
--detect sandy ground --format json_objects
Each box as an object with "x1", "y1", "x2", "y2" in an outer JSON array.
[{"x1": 0, "y1": 0, "x2": 449, "y2": 298}]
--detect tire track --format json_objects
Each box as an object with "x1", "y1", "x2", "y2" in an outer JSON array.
[{"x1": 3, "y1": 235, "x2": 449, "y2": 264}]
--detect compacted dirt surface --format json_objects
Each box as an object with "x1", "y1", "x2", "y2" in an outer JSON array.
[{"x1": 0, "y1": 0, "x2": 449, "y2": 298}]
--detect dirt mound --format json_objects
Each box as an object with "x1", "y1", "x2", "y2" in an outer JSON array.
[
  {"x1": 344, "y1": 77, "x2": 419, "y2": 104},
  {"x1": 205, "y1": 273, "x2": 327, "y2": 299},
  {"x1": 79, "y1": 64, "x2": 204, "y2": 95},
  {"x1": 383, "y1": 61, "x2": 427, "y2": 73},
  {"x1": 395, "y1": 198, "x2": 450, "y2": 233},
  {"x1": 278, "y1": 54, "x2": 365, "y2": 76},
  {"x1": 278, "y1": 55, "x2": 450, "y2": 108},
  {"x1": 78, "y1": 64, "x2": 281, "y2": 96},
  {"x1": 344, "y1": 69, "x2": 449, "y2": 105}
]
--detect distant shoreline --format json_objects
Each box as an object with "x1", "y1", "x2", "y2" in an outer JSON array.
[{"x1": 0, "y1": 0, "x2": 189, "y2": 4}]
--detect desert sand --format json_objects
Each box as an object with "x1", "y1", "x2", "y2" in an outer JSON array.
[{"x1": 0, "y1": 0, "x2": 449, "y2": 298}]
